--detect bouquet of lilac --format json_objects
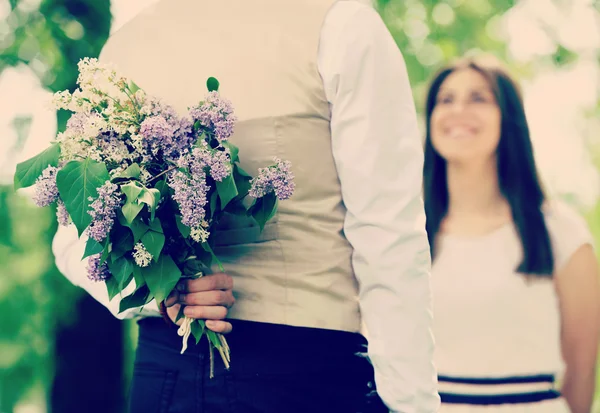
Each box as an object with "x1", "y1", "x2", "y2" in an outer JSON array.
[{"x1": 14, "y1": 58, "x2": 294, "y2": 375}]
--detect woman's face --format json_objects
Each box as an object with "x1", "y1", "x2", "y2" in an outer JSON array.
[{"x1": 430, "y1": 68, "x2": 502, "y2": 166}]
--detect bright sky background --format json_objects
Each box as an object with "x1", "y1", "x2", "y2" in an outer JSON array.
[{"x1": 1, "y1": 0, "x2": 599, "y2": 208}]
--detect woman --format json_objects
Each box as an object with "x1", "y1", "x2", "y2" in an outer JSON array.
[{"x1": 423, "y1": 56, "x2": 600, "y2": 412}]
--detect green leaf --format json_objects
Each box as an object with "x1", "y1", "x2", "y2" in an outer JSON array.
[
  {"x1": 105, "y1": 276, "x2": 121, "y2": 301},
  {"x1": 99, "y1": 242, "x2": 111, "y2": 265},
  {"x1": 129, "y1": 80, "x2": 141, "y2": 94},
  {"x1": 206, "y1": 77, "x2": 220, "y2": 92},
  {"x1": 56, "y1": 159, "x2": 110, "y2": 236},
  {"x1": 107, "y1": 256, "x2": 134, "y2": 288},
  {"x1": 82, "y1": 238, "x2": 104, "y2": 259},
  {"x1": 215, "y1": 173, "x2": 238, "y2": 208},
  {"x1": 115, "y1": 163, "x2": 140, "y2": 180},
  {"x1": 138, "y1": 188, "x2": 161, "y2": 221},
  {"x1": 233, "y1": 164, "x2": 252, "y2": 199},
  {"x1": 117, "y1": 211, "x2": 149, "y2": 242},
  {"x1": 176, "y1": 306, "x2": 186, "y2": 324},
  {"x1": 111, "y1": 224, "x2": 134, "y2": 259},
  {"x1": 175, "y1": 215, "x2": 191, "y2": 238},
  {"x1": 121, "y1": 201, "x2": 144, "y2": 224},
  {"x1": 154, "y1": 179, "x2": 169, "y2": 198},
  {"x1": 191, "y1": 320, "x2": 205, "y2": 345},
  {"x1": 209, "y1": 190, "x2": 219, "y2": 219},
  {"x1": 207, "y1": 330, "x2": 222, "y2": 349},
  {"x1": 249, "y1": 192, "x2": 278, "y2": 231},
  {"x1": 141, "y1": 229, "x2": 165, "y2": 262},
  {"x1": 121, "y1": 181, "x2": 143, "y2": 201},
  {"x1": 222, "y1": 141, "x2": 239, "y2": 163},
  {"x1": 148, "y1": 217, "x2": 163, "y2": 233},
  {"x1": 141, "y1": 254, "x2": 181, "y2": 303},
  {"x1": 119, "y1": 285, "x2": 152, "y2": 313},
  {"x1": 14, "y1": 143, "x2": 61, "y2": 189},
  {"x1": 133, "y1": 264, "x2": 145, "y2": 287}
]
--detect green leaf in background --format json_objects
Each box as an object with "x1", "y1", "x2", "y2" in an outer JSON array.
[
  {"x1": 206, "y1": 77, "x2": 220, "y2": 92},
  {"x1": 249, "y1": 192, "x2": 278, "y2": 231},
  {"x1": 114, "y1": 163, "x2": 140, "y2": 180},
  {"x1": 140, "y1": 254, "x2": 181, "y2": 303},
  {"x1": 119, "y1": 285, "x2": 152, "y2": 314},
  {"x1": 82, "y1": 238, "x2": 104, "y2": 259},
  {"x1": 207, "y1": 330, "x2": 222, "y2": 349},
  {"x1": 191, "y1": 320, "x2": 205, "y2": 344},
  {"x1": 175, "y1": 215, "x2": 191, "y2": 238},
  {"x1": 99, "y1": 241, "x2": 111, "y2": 265},
  {"x1": 216, "y1": 173, "x2": 238, "y2": 208},
  {"x1": 107, "y1": 256, "x2": 134, "y2": 289},
  {"x1": 56, "y1": 159, "x2": 110, "y2": 236},
  {"x1": 14, "y1": 143, "x2": 61, "y2": 189},
  {"x1": 141, "y1": 229, "x2": 165, "y2": 262}
]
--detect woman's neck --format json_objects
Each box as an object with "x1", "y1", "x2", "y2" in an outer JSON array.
[{"x1": 446, "y1": 159, "x2": 507, "y2": 219}]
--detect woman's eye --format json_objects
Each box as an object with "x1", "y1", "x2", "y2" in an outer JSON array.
[{"x1": 438, "y1": 95, "x2": 453, "y2": 104}]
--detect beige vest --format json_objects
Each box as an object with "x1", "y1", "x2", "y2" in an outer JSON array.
[{"x1": 100, "y1": 0, "x2": 360, "y2": 333}]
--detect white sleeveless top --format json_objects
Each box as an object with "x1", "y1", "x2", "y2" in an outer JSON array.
[{"x1": 431, "y1": 201, "x2": 593, "y2": 412}]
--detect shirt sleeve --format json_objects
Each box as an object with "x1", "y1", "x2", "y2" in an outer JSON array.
[
  {"x1": 52, "y1": 224, "x2": 160, "y2": 319},
  {"x1": 318, "y1": 2, "x2": 440, "y2": 412}
]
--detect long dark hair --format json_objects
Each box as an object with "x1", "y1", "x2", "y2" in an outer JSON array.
[{"x1": 423, "y1": 57, "x2": 554, "y2": 275}]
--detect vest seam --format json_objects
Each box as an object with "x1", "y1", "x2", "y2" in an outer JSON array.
[{"x1": 273, "y1": 116, "x2": 289, "y2": 324}]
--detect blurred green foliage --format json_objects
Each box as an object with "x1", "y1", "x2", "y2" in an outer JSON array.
[{"x1": 0, "y1": 0, "x2": 599, "y2": 411}]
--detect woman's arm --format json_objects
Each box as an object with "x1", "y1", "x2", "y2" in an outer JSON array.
[{"x1": 556, "y1": 243, "x2": 600, "y2": 413}]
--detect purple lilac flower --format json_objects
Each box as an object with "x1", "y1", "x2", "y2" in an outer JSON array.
[
  {"x1": 86, "y1": 181, "x2": 121, "y2": 243},
  {"x1": 66, "y1": 112, "x2": 90, "y2": 135},
  {"x1": 189, "y1": 91, "x2": 236, "y2": 143},
  {"x1": 168, "y1": 162, "x2": 209, "y2": 230},
  {"x1": 87, "y1": 253, "x2": 111, "y2": 282},
  {"x1": 56, "y1": 199, "x2": 71, "y2": 226},
  {"x1": 249, "y1": 158, "x2": 295, "y2": 200},
  {"x1": 139, "y1": 109, "x2": 195, "y2": 161},
  {"x1": 33, "y1": 166, "x2": 59, "y2": 207},
  {"x1": 140, "y1": 115, "x2": 174, "y2": 144}
]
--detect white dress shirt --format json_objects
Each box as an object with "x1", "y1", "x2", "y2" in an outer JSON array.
[{"x1": 52, "y1": 1, "x2": 439, "y2": 411}]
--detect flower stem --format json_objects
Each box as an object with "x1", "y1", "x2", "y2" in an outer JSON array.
[{"x1": 147, "y1": 165, "x2": 178, "y2": 184}]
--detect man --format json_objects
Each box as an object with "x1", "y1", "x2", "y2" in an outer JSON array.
[{"x1": 53, "y1": 0, "x2": 440, "y2": 411}]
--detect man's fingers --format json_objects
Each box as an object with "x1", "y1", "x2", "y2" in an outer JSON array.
[
  {"x1": 165, "y1": 290, "x2": 179, "y2": 307},
  {"x1": 206, "y1": 320, "x2": 233, "y2": 334},
  {"x1": 179, "y1": 290, "x2": 235, "y2": 308},
  {"x1": 182, "y1": 273, "x2": 233, "y2": 293},
  {"x1": 183, "y1": 305, "x2": 228, "y2": 320}
]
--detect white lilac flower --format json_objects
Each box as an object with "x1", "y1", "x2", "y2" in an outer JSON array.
[
  {"x1": 33, "y1": 166, "x2": 59, "y2": 207},
  {"x1": 190, "y1": 226, "x2": 210, "y2": 243},
  {"x1": 132, "y1": 242, "x2": 152, "y2": 267},
  {"x1": 249, "y1": 158, "x2": 295, "y2": 200}
]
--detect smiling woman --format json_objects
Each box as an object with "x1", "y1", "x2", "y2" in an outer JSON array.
[{"x1": 422, "y1": 55, "x2": 600, "y2": 413}]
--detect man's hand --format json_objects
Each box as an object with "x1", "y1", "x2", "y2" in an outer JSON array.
[{"x1": 164, "y1": 273, "x2": 235, "y2": 334}]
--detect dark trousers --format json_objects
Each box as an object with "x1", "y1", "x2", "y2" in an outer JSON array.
[{"x1": 128, "y1": 318, "x2": 388, "y2": 413}]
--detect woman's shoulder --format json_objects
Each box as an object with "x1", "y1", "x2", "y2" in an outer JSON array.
[{"x1": 542, "y1": 199, "x2": 595, "y2": 271}]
